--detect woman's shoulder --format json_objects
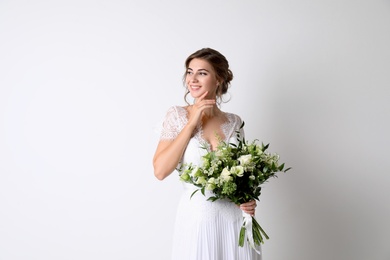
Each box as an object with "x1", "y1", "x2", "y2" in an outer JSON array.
[
  {"x1": 222, "y1": 111, "x2": 244, "y2": 133},
  {"x1": 159, "y1": 106, "x2": 189, "y2": 137},
  {"x1": 221, "y1": 111, "x2": 244, "y2": 137},
  {"x1": 163, "y1": 105, "x2": 189, "y2": 123},
  {"x1": 224, "y1": 111, "x2": 243, "y2": 124}
]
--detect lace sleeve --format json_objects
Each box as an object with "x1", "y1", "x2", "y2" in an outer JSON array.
[
  {"x1": 159, "y1": 106, "x2": 180, "y2": 141},
  {"x1": 239, "y1": 120, "x2": 245, "y2": 139},
  {"x1": 225, "y1": 113, "x2": 245, "y2": 141},
  {"x1": 236, "y1": 115, "x2": 245, "y2": 139}
]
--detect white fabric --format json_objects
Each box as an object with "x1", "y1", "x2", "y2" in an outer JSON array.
[{"x1": 160, "y1": 106, "x2": 262, "y2": 260}]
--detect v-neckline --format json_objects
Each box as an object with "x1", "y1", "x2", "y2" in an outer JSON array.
[{"x1": 181, "y1": 106, "x2": 231, "y2": 151}]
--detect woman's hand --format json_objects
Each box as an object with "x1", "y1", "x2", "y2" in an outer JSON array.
[
  {"x1": 187, "y1": 91, "x2": 215, "y2": 128},
  {"x1": 239, "y1": 200, "x2": 257, "y2": 216}
]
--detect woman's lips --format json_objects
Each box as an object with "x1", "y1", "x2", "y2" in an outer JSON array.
[{"x1": 190, "y1": 85, "x2": 201, "y2": 90}]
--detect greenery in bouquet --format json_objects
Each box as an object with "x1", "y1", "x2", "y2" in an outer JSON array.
[{"x1": 179, "y1": 122, "x2": 291, "y2": 248}]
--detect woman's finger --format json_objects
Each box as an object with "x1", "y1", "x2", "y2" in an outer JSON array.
[{"x1": 196, "y1": 91, "x2": 209, "y2": 102}]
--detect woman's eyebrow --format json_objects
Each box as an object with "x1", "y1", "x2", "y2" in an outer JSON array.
[{"x1": 187, "y1": 68, "x2": 210, "y2": 72}]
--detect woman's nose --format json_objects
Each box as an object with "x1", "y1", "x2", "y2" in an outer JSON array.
[{"x1": 189, "y1": 74, "x2": 198, "y2": 82}]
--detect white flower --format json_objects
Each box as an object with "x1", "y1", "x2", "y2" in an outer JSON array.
[
  {"x1": 202, "y1": 157, "x2": 210, "y2": 168},
  {"x1": 195, "y1": 176, "x2": 207, "y2": 185},
  {"x1": 208, "y1": 177, "x2": 217, "y2": 184},
  {"x1": 180, "y1": 172, "x2": 190, "y2": 182},
  {"x1": 238, "y1": 154, "x2": 252, "y2": 166},
  {"x1": 206, "y1": 177, "x2": 217, "y2": 190},
  {"x1": 206, "y1": 167, "x2": 214, "y2": 176},
  {"x1": 230, "y1": 166, "x2": 244, "y2": 177},
  {"x1": 255, "y1": 145, "x2": 263, "y2": 155},
  {"x1": 215, "y1": 149, "x2": 223, "y2": 157},
  {"x1": 190, "y1": 166, "x2": 199, "y2": 177},
  {"x1": 220, "y1": 167, "x2": 232, "y2": 182}
]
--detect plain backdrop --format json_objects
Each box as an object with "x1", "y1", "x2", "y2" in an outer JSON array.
[{"x1": 1, "y1": 1, "x2": 389, "y2": 259}]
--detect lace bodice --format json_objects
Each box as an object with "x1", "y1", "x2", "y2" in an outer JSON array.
[
  {"x1": 159, "y1": 106, "x2": 244, "y2": 147},
  {"x1": 159, "y1": 106, "x2": 244, "y2": 172}
]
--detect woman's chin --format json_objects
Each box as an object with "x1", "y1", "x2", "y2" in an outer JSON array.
[{"x1": 189, "y1": 92, "x2": 204, "y2": 99}]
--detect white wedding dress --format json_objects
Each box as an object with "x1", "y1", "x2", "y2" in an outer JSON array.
[{"x1": 160, "y1": 106, "x2": 262, "y2": 260}]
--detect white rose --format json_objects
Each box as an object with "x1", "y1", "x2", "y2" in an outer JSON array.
[
  {"x1": 220, "y1": 167, "x2": 232, "y2": 182},
  {"x1": 238, "y1": 154, "x2": 252, "y2": 166},
  {"x1": 206, "y1": 177, "x2": 217, "y2": 190},
  {"x1": 208, "y1": 177, "x2": 217, "y2": 184},
  {"x1": 231, "y1": 166, "x2": 244, "y2": 177},
  {"x1": 195, "y1": 176, "x2": 207, "y2": 185}
]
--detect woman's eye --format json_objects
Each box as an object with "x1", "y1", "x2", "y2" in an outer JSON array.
[{"x1": 199, "y1": 72, "x2": 207, "y2": 76}]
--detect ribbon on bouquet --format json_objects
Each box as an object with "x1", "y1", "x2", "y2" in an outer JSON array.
[{"x1": 242, "y1": 211, "x2": 261, "y2": 255}]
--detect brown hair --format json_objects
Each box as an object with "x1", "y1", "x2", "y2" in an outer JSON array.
[{"x1": 183, "y1": 48, "x2": 233, "y2": 104}]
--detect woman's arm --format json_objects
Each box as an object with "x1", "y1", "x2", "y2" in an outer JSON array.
[
  {"x1": 153, "y1": 123, "x2": 195, "y2": 180},
  {"x1": 153, "y1": 91, "x2": 215, "y2": 180}
]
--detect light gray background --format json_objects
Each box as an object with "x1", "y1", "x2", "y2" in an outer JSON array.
[{"x1": 1, "y1": 1, "x2": 389, "y2": 259}]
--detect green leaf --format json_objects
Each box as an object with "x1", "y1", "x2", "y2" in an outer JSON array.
[
  {"x1": 258, "y1": 224, "x2": 269, "y2": 240},
  {"x1": 190, "y1": 189, "x2": 200, "y2": 199},
  {"x1": 271, "y1": 162, "x2": 276, "y2": 170},
  {"x1": 207, "y1": 196, "x2": 218, "y2": 202},
  {"x1": 239, "y1": 226, "x2": 246, "y2": 247}
]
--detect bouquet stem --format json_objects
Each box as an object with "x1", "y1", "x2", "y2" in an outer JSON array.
[{"x1": 239, "y1": 212, "x2": 269, "y2": 253}]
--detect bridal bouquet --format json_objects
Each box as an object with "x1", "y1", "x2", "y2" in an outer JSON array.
[{"x1": 179, "y1": 122, "x2": 291, "y2": 250}]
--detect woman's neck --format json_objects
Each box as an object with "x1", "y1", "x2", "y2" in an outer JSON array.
[{"x1": 203, "y1": 105, "x2": 221, "y2": 118}]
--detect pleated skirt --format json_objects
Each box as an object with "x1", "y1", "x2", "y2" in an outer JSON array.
[{"x1": 171, "y1": 189, "x2": 262, "y2": 260}]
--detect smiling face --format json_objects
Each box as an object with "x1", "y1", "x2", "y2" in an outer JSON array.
[{"x1": 186, "y1": 58, "x2": 219, "y2": 100}]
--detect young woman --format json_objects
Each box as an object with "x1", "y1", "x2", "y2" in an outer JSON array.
[{"x1": 153, "y1": 48, "x2": 261, "y2": 260}]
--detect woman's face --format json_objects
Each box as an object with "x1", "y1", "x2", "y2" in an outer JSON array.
[{"x1": 186, "y1": 58, "x2": 219, "y2": 100}]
